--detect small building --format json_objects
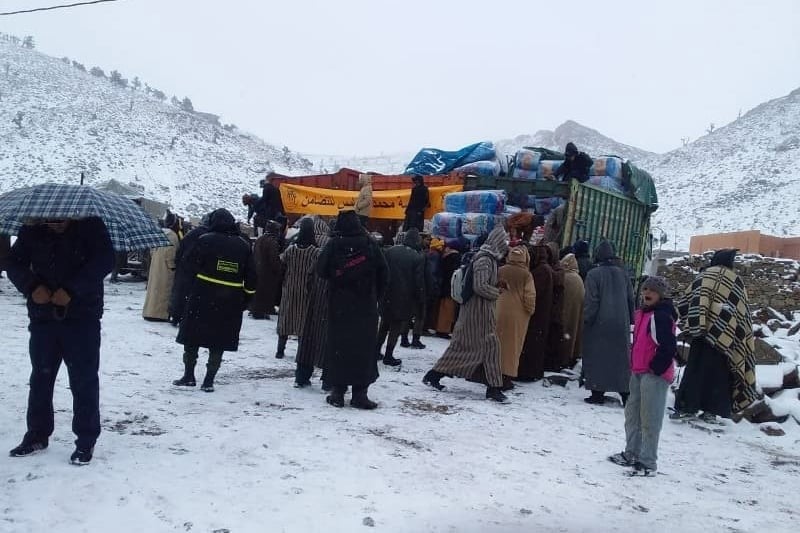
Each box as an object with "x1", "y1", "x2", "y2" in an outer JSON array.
[{"x1": 690, "y1": 230, "x2": 800, "y2": 260}]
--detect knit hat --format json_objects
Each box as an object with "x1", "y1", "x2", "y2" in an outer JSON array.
[{"x1": 641, "y1": 276, "x2": 670, "y2": 298}]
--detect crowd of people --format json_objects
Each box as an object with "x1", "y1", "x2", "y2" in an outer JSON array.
[{"x1": 1, "y1": 173, "x2": 760, "y2": 473}]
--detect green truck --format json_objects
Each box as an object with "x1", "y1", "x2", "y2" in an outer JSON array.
[{"x1": 463, "y1": 161, "x2": 658, "y2": 277}]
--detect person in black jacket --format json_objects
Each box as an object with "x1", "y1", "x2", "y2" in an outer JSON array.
[
  {"x1": 242, "y1": 193, "x2": 268, "y2": 235},
  {"x1": 403, "y1": 175, "x2": 429, "y2": 231},
  {"x1": 318, "y1": 210, "x2": 388, "y2": 409},
  {"x1": 554, "y1": 142, "x2": 593, "y2": 183},
  {"x1": 6, "y1": 217, "x2": 115, "y2": 465},
  {"x1": 173, "y1": 209, "x2": 257, "y2": 392},
  {"x1": 261, "y1": 173, "x2": 285, "y2": 222},
  {"x1": 169, "y1": 213, "x2": 212, "y2": 325},
  {"x1": 573, "y1": 239, "x2": 593, "y2": 280},
  {"x1": 377, "y1": 228, "x2": 426, "y2": 366},
  {"x1": 0, "y1": 233, "x2": 10, "y2": 279}
]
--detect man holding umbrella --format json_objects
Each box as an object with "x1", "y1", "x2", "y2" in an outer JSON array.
[
  {"x1": 1, "y1": 183, "x2": 169, "y2": 465},
  {"x1": 5, "y1": 217, "x2": 114, "y2": 465}
]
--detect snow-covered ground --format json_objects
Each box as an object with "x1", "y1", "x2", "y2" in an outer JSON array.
[{"x1": 1, "y1": 277, "x2": 799, "y2": 533}]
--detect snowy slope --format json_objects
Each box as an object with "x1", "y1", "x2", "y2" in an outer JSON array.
[
  {"x1": 0, "y1": 38, "x2": 314, "y2": 220},
  {"x1": 1, "y1": 277, "x2": 799, "y2": 532},
  {"x1": 646, "y1": 88, "x2": 800, "y2": 248},
  {"x1": 496, "y1": 120, "x2": 657, "y2": 163}
]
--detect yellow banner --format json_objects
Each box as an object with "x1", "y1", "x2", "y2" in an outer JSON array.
[{"x1": 280, "y1": 184, "x2": 463, "y2": 220}]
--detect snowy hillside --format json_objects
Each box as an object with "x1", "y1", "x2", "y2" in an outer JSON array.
[
  {"x1": 646, "y1": 88, "x2": 800, "y2": 248},
  {"x1": 0, "y1": 37, "x2": 314, "y2": 220},
  {"x1": 495, "y1": 120, "x2": 657, "y2": 163}
]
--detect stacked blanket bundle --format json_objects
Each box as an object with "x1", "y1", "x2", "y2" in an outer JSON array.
[
  {"x1": 587, "y1": 175, "x2": 626, "y2": 195},
  {"x1": 590, "y1": 156, "x2": 624, "y2": 179},
  {"x1": 453, "y1": 160, "x2": 502, "y2": 177},
  {"x1": 444, "y1": 190, "x2": 506, "y2": 215},
  {"x1": 430, "y1": 212, "x2": 464, "y2": 239},
  {"x1": 537, "y1": 160, "x2": 564, "y2": 180}
]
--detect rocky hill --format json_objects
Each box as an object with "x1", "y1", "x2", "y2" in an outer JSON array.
[
  {"x1": 0, "y1": 35, "x2": 313, "y2": 220},
  {"x1": 645, "y1": 88, "x2": 800, "y2": 248},
  {"x1": 495, "y1": 120, "x2": 656, "y2": 163}
]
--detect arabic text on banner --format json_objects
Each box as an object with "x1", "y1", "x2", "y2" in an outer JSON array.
[{"x1": 279, "y1": 184, "x2": 463, "y2": 220}]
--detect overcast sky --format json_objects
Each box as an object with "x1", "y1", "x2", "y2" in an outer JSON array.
[{"x1": 2, "y1": 0, "x2": 798, "y2": 156}]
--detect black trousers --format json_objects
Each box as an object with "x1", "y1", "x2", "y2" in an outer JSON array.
[
  {"x1": 402, "y1": 302, "x2": 426, "y2": 339},
  {"x1": 377, "y1": 317, "x2": 405, "y2": 354},
  {"x1": 183, "y1": 345, "x2": 223, "y2": 371},
  {"x1": 675, "y1": 339, "x2": 732, "y2": 418},
  {"x1": 26, "y1": 320, "x2": 101, "y2": 449}
]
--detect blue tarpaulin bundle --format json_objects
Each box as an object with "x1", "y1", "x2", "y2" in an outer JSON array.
[
  {"x1": 588, "y1": 175, "x2": 626, "y2": 195},
  {"x1": 533, "y1": 196, "x2": 564, "y2": 216},
  {"x1": 404, "y1": 141, "x2": 496, "y2": 175},
  {"x1": 444, "y1": 190, "x2": 506, "y2": 215}
]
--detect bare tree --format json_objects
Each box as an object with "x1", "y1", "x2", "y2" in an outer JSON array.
[
  {"x1": 706, "y1": 123, "x2": 715, "y2": 134},
  {"x1": 681, "y1": 137, "x2": 690, "y2": 147},
  {"x1": 3, "y1": 63, "x2": 9, "y2": 76},
  {"x1": 131, "y1": 76, "x2": 142, "y2": 91},
  {"x1": 170, "y1": 136, "x2": 178, "y2": 149},
  {"x1": 12, "y1": 111, "x2": 24, "y2": 129},
  {"x1": 22, "y1": 36, "x2": 35, "y2": 49}
]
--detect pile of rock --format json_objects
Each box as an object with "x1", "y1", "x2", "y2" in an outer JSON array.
[{"x1": 657, "y1": 253, "x2": 800, "y2": 314}]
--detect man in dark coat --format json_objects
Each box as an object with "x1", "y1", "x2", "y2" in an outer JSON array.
[
  {"x1": 377, "y1": 228, "x2": 426, "y2": 366},
  {"x1": 517, "y1": 245, "x2": 554, "y2": 381},
  {"x1": 170, "y1": 214, "x2": 212, "y2": 325},
  {"x1": 173, "y1": 209, "x2": 257, "y2": 392},
  {"x1": 573, "y1": 239, "x2": 593, "y2": 280},
  {"x1": 6, "y1": 217, "x2": 114, "y2": 465},
  {"x1": 400, "y1": 230, "x2": 434, "y2": 349},
  {"x1": 249, "y1": 220, "x2": 282, "y2": 319},
  {"x1": 403, "y1": 175, "x2": 429, "y2": 232},
  {"x1": 0, "y1": 233, "x2": 10, "y2": 279},
  {"x1": 318, "y1": 210, "x2": 388, "y2": 409},
  {"x1": 261, "y1": 173, "x2": 285, "y2": 222},
  {"x1": 554, "y1": 142, "x2": 592, "y2": 183},
  {"x1": 242, "y1": 193, "x2": 268, "y2": 235},
  {"x1": 582, "y1": 240, "x2": 635, "y2": 405}
]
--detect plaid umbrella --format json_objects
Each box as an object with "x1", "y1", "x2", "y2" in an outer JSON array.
[{"x1": 0, "y1": 183, "x2": 171, "y2": 251}]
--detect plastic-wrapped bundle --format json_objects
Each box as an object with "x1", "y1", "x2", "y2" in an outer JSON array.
[
  {"x1": 431, "y1": 212, "x2": 463, "y2": 239},
  {"x1": 444, "y1": 190, "x2": 506, "y2": 215},
  {"x1": 504, "y1": 205, "x2": 522, "y2": 215},
  {"x1": 533, "y1": 196, "x2": 564, "y2": 216},
  {"x1": 590, "y1": 156, "x2": 624, "y2": 178},
  {"x1": 587, "y1": 175, "x2": 626, "y2": 195},
  {"x1": 514, "y1": 149, "x2": 542, "y2": 171},
  {"x1": 453, "y1": 159, "x2": 501, "y2": 177},
  {"x1": 538, "y1": 160, "x2": 564, "y2": 180},
  {"x1": 512, "y1": 167, "x2": 538, "y2": 180},
  {"x1": 459, "y1": 213, "x2": 505, "y2": 236}
]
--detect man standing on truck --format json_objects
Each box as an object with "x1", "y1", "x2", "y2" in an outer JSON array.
[
  {"x1": 404, "y1": 175, "x2": 429, "y2": 232},
  {"x1": 554, "y1": 142, "x2": 593, "y2": 183},
  {"x1": 261, "y1": 173, "x2": 285, "y2": 222}
]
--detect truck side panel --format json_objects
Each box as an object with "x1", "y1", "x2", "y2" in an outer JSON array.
[{"x1": 563, "y1": 181, "x2": 650, "y2": 276}]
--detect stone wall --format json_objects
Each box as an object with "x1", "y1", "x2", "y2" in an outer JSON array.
[{"x1": 656, "y1": 253, "x2": 800, "y2": 316}]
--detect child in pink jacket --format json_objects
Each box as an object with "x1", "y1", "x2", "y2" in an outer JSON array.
[{"x1": 609, "y1": 276, "x2": 676, "y2": 476}]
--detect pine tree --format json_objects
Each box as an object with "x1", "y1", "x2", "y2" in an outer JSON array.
[{"x1": 22, "y1": 36, "x2": 35, "y2": 49}]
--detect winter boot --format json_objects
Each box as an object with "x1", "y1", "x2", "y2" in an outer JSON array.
[
  {"x1": 486, "y1": 387, "x2": 509, "y2": 403},
  {"x1": 629, "y1": 462, "x2": 657, "y2": 477},
  {"x1": 400, "y1": 335, "x2": 411, "y2": 348},
  {"x1": 70, "y1": 446, "x2": 94, "y2": 466},
  {"x1": 501, "y1": 375, "x2": 516, "y2": 392},
  {"x1": 172, "y1": 355, "x2": 197, "y2": 387},
  {"x1": 276, "y1": 335, "x2": 288, "y2": 359},
  {"x1": 200, "y1": 351, "x2": 222, "y2": 392},
  {"x1": 422, "y1": 370, "x2": 446, "y2": 391},
  {"x1": 608, "y1": 451, "x2": 637, "y2": 467},
  {"x1": 326, "y1": 387, "x2": 346, "y2": 408},
  {"x1": 410, "y1": 336, "x2": 426, "y2": 350},
  {"x1": 382, "y1": 347, "x2": 402, "y2": 367},
  {"x1": 9, "y1": 436, "x2": 48, "y2": 457},
  {"x1": 584, "y1": 390, "x2": 606, "y2": 405},
  {"x1": 351, "y1": 386, "x2": 378, "y2": 410}
]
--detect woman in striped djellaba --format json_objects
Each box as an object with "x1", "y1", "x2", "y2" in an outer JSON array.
[
  {"x1": 275, "y1": 217, "x2": 319, "y2": 359},
  {"x1": 423, "y1": 226, "x2": 510, "y2": 403},
  {"x1": 294, "y1": 217, "x2": 333, "y2": 387}
]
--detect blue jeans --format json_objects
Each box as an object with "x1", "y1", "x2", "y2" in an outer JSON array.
[
  {"x1": 624, "y1": 373, "x2": 669, "y2": 470},
  {"x1": 26, "y1": 320, "x2": 102, "y2": 450}
]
